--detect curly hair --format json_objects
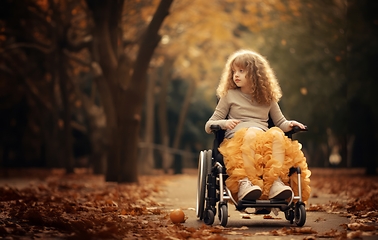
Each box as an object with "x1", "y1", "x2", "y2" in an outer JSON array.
[{"x1": 216, "y1": 49, "x2": 282, "y2": 105}]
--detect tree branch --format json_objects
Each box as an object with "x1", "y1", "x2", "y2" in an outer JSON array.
[
  {"x1": 87, "y1": 0, "x2": 120, "y2": 77},
  {"x1": 1, "y1": 42, "x2": 54, "y2": 54},
  {"x1": 130, "y1": 0, "x2": 174, "y2": 103},
  {"x1": 24, "y1": 78, "x2": 54, "y2": 111}
]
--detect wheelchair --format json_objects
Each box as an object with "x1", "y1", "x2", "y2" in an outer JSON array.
[{"x1": 196, "y1": 124, "x2": 308, "y2": 227}]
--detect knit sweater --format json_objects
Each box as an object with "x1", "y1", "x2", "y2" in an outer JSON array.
[{"x1": 205, "y1": 88, "x2": 292, "y2": 138}]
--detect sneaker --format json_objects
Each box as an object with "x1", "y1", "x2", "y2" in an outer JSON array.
[
  {"x1": 238, "y1": 177, "x2": 262, "y2": 201},
  {"x1": 269, "y1": 178, "x2": 293, "y2": 200}
]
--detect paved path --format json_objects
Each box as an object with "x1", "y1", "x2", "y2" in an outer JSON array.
[{"x1": 159, "y1": 173, "x2": 372, "y2": 239}]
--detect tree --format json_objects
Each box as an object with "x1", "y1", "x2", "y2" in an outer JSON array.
[
  {"x1": 346, "y1": 0, "x2": 378, "y2": 175},
  {"x1": 0, "y1": 0, "x2": 82, "y2": 171},
  {"x1": 2, "y1": 0, "x2": 377, "y2": 177},
  {"x1": 86, "y1": 0, "x2": 174, "y2": 182},
  {"x1": 0, "y1": 0, "x2": 174, "y2": 182}
]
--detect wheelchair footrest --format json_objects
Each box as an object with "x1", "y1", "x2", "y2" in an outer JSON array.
[{"x1": 236, "y1": 199, "x2": 290, "y2": 211}]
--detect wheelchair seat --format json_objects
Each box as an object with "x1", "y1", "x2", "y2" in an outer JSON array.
[{"x1": 211, "y1": 124, "x2": 304, "y2": 173}]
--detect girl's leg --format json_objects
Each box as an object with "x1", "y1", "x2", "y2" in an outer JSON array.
[
  {"x1": 271, "y1": 128, "x2": 285, "y2": 164},
  {"x1": 238, "y1": 127, "x2": 263, "y2": 201},
  {"x1": 269, "y1": 128, "x2": 293, "y2": 199},
  {"x1": 242, "y1": 127, "x2": 263, "y2": 174}
]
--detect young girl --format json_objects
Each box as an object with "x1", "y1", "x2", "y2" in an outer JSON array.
[{"x1": 205, "y1": 49, "x2": 311, "y2": 202}]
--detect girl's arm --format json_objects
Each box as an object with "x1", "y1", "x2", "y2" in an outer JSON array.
[
  {"x1": 270, "y1": 102, "x2": 305, "y2": 132},
  {"x1": 205, "y1": 96, "x2": 232, "y2": 133}
]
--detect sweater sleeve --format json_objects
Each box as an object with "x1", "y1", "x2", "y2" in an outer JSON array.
[
  {"x1": 270, "y1": 102, "x2": 291, "y2": 132},
  {"x1": 204, "y1": 96, "x2": 230, "y2": 134}
]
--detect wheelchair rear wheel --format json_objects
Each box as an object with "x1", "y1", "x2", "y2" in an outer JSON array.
[{"x1": 196, "y1": 150, "x2": 212, "y2": 220}]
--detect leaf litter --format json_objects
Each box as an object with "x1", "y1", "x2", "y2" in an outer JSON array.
[
  {"x1": 0, "y1": 168, "x2": 377, "y2": 239},
  {"x1": 0, "y1": 170, "x2": 228, "y2": 239},
  {"x1": 309, "y1": 168, "x2": 378, "y2": 239}
]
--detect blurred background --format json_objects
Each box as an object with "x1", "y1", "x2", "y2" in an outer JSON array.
[{"x1": 0, "y1": 0, "x2": 377, "y2": 182}]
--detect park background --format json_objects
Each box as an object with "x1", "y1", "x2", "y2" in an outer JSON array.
[{"x1": 1, "y1": 0, "x2": 378, "y2": 182}]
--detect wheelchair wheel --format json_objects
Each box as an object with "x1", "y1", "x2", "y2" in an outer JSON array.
[
  {"x1": 196, "y1": 150, "x2": 212, "y2": 220},
  {"x1": 294, "y1": 204, "x2": 306, "y2": 227},
  {"x1": 285, "y1": 209, "x2": 294, "y2": 224},
  {"x1": 204, "y1": 209, "x2": 215, "y2": 225},
  {"x1": 218, "y1": 204, "x2": 228, "y2": 227}
]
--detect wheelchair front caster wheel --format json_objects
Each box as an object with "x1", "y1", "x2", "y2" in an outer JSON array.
[
  {"x1": 204, "y1": 209, "x2": 215, "y2": 225},
  {"x1": 285, "y1": 209, "x2": 294, "y2": 223},
  {"x1": 294, "y1": 204, "x2": 306, "y2": 227},
  {"x1": 218, "y1": 204, "x2": 228, "y2": 227}
]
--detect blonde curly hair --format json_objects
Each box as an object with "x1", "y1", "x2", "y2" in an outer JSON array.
[{"x1": 216, "y1": 49, "x2": 282, "y2": 105}]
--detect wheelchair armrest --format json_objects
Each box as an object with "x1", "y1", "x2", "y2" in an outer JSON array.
[
  {"x1": 210, "y1": 124, "x2": 222, "y2": 132},
  {"x1": 285, "y1": 125, "x2": 308, "y2": 138}
]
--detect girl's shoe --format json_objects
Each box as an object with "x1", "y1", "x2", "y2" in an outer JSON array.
[
  {"x1": 238, "y1": 177, "x2": 262, "y2": 201},
  {"x1": 269, "y1": 178, "x2": 293, "y2": 199}
]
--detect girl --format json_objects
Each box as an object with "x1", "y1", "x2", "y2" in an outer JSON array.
[{"x1": 205, "y1": 49, "x2": 311, "y2": 202}]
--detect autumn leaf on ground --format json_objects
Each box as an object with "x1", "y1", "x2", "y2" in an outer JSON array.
[
  {"x1": 268, "y1": 227, "x2": 317, "y2": 236},
  {"x1": 316, "y1": 229, "x2": 346, "y2": 238}
]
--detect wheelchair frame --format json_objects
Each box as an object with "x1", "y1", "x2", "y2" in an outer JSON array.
[{"x1": 196, "y1": 125, "x2": 308, "y2": 227}]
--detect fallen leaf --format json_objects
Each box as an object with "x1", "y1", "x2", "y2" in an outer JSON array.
[{"x1": 348, "y1": 223, "x2": 376, "y2": 231}]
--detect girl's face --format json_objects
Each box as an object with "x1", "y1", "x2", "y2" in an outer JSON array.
[{"x1": 232, "y1": 64, "x2": 249, "y2": 93}]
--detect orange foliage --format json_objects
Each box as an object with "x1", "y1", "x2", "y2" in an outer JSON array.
[
  {"x1": 144, "y1": 0, "x2": 303, "y2": 94},
  {"x1": 36, "y1": 0, "x2": 49, "y2": 11},
  {"x1": 0, "y1": 169, "x2": 377, "y2": 239}
]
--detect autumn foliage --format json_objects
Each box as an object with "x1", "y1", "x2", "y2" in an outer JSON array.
[
  {"x1": 0, "y1": 171, "x2": 165, "y2": 239},
  {"x1": 0, "y1": 168, "x2": 377, "y2": 239}
]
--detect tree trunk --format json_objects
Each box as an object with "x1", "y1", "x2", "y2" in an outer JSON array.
[
  {"x1": 41, "y1": 111, "x2": 63, "y2": 168},
  {"x1": 57, "y1": 52, "x2": 75, "y2": 173},
  {"x1": 88, "y1": 0, "x2": 122, "y2": 182},
  {"x1": 158, "y1": 60, "x2": 173, "y2": 173},
  {"x1": 25, "y1": 55, "x2": 63, "y2": 168},
  {"x1": 173, "y1": 80, "x2": 195, "y2": 149},
  {"x1": 139, "y1": 72, "x2": 156, "y2": 174},
  {"x1": 155, "y1": 67, "x2": 169, "y2": 173},
  {"x1": 118, "y1": 0, "x2": 174, "y2": 181},
  {"x1": 346, "y1": 0, "x2": 378, "y2": 175},
  {"x1": 96, "y1": 76, "x2": 118, "y2": 181},
  {"x1": 88, "y1": 0, "x2": 174, "y2": 182},
  {"x1": 79, "y1": 84, "x2": 107, "y2": 175},
  {"x1": 172, "y1": 80, "x2": 195, "y2": 174},
  {"x1": 118, "y1": 102, "x2": 140, "y2": 182}
]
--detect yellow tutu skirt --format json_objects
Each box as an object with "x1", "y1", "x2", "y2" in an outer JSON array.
[{"x1": 219, "y1": 127, "x2": 311, "y2": 201}]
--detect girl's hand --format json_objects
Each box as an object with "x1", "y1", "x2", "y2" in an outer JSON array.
[
  {"x1": 224, "y1": 119, "x2": 241, "y2": 130},
  {"x1": 289, "y1": 120, "x2": 306, "y2": 129}
]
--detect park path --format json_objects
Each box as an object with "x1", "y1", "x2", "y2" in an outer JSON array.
[{"x1": 159, "y1": 169, "x2": 374, "y2": 239}]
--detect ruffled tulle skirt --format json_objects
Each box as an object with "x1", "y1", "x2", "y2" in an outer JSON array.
[{"x1": 219, "y1": 127, "x2": 311, "y2": 202}]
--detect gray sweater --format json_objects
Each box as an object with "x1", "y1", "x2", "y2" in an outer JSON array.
[{"x1": 205, "y1": 89, "x2": 291, "y2": 138}]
